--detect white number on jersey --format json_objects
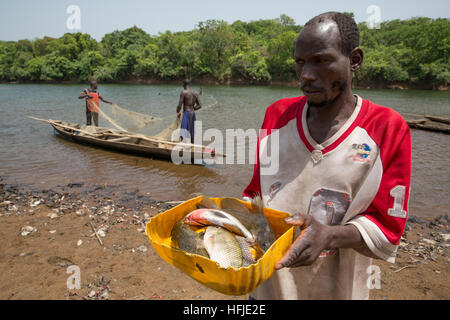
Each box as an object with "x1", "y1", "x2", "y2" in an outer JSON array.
[{"x1": 387, "y1": 185, "x2": 407, "y2": 218}]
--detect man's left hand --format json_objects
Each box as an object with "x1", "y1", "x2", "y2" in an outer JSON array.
[{"x1": 275, "y1": 213, "x2": 332, "y2": 269}]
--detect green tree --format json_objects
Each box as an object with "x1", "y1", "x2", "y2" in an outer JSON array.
[
  {"x1": 267, "y1": 31, "x2": 298, "y2": 81},
  {"x1": 75, "y1": 51, "x2": 105, "y2": 81},
  {"x1": 197, "y1": 20, "x2": 235, "y2": 80},
  {"x1": 41, "y1": 54, "x2": 75, "y2": 81},
  {"x1": 1, "y1": 16, "x2": 448, "y2": 87}
]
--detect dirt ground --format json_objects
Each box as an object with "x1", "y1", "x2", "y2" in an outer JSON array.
[
  {"x1": 0, "y1": 196, "x2": 243, "y2": 300},
  {"x1": 0, "y1": 182, "x2": 448, "y2": 300}
]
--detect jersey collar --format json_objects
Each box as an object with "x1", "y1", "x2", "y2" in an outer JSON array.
[{"x1": 297, "y1": 95, "x2": 365, "y2": 155}]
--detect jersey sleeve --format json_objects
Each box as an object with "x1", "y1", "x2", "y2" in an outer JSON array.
[
  {"x1": 242, "y1": 118, "x2": 265, "y2": 200},
  {"x1": 348, "y1": 112, "x2": 411, "y2": 263}
]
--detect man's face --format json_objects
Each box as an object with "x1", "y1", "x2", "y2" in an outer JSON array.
[
  {"x1": 91, "y1": 82, "x2": 98, "y2": 89},
  {"x1": 294, "y1": 21, "x2": 351, "y2": 107}
]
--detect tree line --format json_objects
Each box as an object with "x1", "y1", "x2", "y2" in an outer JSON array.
[{"x1": 0, "y1": 14, "x2": 448, "y2": 89}]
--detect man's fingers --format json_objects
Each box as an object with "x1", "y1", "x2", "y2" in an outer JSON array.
[
  {"x1": 285, "y1": 213, "x2": 310, "y2": 228},
  {"x1": 285, "y1": 248, "x2": 317, "y2": 268},
  {"x1": 275, "y1": 228, "x2": 309, "y2": 270}
]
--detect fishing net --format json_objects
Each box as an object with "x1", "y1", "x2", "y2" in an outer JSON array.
[
  {"x1": 152, "y1": 117, "x2": 182, "y2": 141},
  {"x1": 93, "y1": 93, "x2": 218, "y2": 142},
  {"x1": 93, "y1": 103, "x2": 181, "y2": 142},
  {"x1": 98, "y1": 103, "x2": 161, "y2": 132}
]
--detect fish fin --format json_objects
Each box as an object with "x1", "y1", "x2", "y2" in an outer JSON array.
[
  {"x1": 251, "y1": 243, "x2": 265, "y2": 260},
  {"x1": 200, "y1": 196, "x2": 220, "y2": 209},
  {"x1": 224, "y1": 209, "x2": 258, "y2": 233},
  {"x1": 251, "y1": 194, "x2": 265, "y2": 215},
  {"x1": 250, "y1": 195, "x2": 278, "y2": 251},
  {"x1": 220, "y1": 198, "x2": 251, "y2": 215},
  {"x1": 196, "y1": 203, "x2": 206, "y2": 209}
]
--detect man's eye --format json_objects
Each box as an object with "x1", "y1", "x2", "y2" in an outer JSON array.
[{"x1": 296, "y1": 60, "x2": 305, "y2": 65}]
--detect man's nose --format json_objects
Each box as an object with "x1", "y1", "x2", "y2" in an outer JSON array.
[{"x1": 299, "y1": 63, "x2": 316, "y2": 82}]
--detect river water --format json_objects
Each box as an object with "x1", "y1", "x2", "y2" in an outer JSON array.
[{"x1": 0, "y1": 84, "x2": 449, "y2": 217}]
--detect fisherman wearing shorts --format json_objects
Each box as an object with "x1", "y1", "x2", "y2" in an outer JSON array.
[
  {"x1": 243, "y1": 12, "x2": 411, "y2": 300},
  {"x1": 177, "y1": 79, "x2": 202, "y2": 143}
]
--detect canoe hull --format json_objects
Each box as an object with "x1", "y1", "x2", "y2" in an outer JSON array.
[{"x1": 51, "y1": 122, "x2": 212, "y2": 162}]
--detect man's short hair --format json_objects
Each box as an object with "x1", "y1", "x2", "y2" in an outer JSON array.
[
  {"x1": 183, "y1": 79, "x2": 191, "y2": 87},
  {"x1": 90, "y1": 80, "x2": 98, "y2": 86},
  {"x1": 304, "y1": 12, "x2": 360, "y2": 56}
]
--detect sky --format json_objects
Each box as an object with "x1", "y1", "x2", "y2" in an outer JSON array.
[{"x1": 1, "y1": 0, "x2": 449, "y2": 41}]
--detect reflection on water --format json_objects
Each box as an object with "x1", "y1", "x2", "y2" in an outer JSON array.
[
  {"x1": 48, "y1": 133, "x2": 226, "y2": 199},
  {"x1": 0, "y1": 84, "x2": 449, "y2": 217}
]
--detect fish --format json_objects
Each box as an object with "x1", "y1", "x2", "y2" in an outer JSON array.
[
  {"x1": 235, "y1": 235, "x2": 261, "y2": 267},
  {"x1": 196, "y1": 196, "x2": 220, "y2": 210},
  {"x1": 171, "y1": 218, "x2": 208, "y2": 257},
  {"x1": 184, "y1": 208, "x2": 256, "y2": 243},
  {"x1": 203, "y1": 226, "x2": 243, "y2": 268},
  {"x1": 220, "y1": 196, "x2": 276, "y2": 252},
  {"x1": 174, "y1": 195, "x2": 274, "y2": 267}
]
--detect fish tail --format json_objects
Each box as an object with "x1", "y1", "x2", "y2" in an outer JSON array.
[{"x1": 251, "y1": 193, "x2": 264, "y2": 215}]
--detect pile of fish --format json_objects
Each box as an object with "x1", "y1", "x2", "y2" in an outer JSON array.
[{"x1": 171, "y1": 197, "x2": 276, "y2": 269}]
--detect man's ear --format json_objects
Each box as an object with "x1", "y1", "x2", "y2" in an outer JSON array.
[{"x1": 350, "y1": 47, "x2": 364, "y2": 72}]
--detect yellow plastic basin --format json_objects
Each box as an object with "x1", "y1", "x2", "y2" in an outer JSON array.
[{"x1": 146, "y1": 196, "x2": 294, "y2": 296}]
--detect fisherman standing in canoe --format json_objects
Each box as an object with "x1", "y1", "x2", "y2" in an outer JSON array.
[
  {"x1": 78, "y1": 80, "x2": 113, "y2": 126},
  {"x1": 177, "y1": 79, "x2": 202, "y2": 143},
  {"x1": 243, "y1": 12, "x2": 411, "y2": 300}
]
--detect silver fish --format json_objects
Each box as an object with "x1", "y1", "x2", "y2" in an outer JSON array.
[
  {"x1": 184, "y1": 208, "x2": 255, "y2": 243},
  {"x1": 203, "y1": 226, "x2": 243, "y2": 268}
]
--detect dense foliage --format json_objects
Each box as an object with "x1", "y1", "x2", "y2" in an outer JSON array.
[{"x1": 0, "y1": 15, "x2": 448, "y2": 88}]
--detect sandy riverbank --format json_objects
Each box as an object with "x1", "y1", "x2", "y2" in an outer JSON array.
[{"x1": 0, "y1": 179, "x2": 448, "y2": 300}]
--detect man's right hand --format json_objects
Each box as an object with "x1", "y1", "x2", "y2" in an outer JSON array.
[{"x1": 177, "y1": 112, "x2": 181, "y2": 118}]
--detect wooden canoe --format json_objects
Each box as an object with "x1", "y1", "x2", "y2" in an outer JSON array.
[
  {"x1": 403, "y1": 113, "x2": 450, "y2": 134},
  {"x1": 31, "y1": 117, "x2": 223, "y2": 162},
  {"x1": 406, "y1": 118, "x2": 450, "y2": 134},
  {"x1": 424, "y1": 115, "x2": 450, "y2": 125}
]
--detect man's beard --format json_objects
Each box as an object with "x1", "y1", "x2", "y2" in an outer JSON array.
[{"x1": 307, "y1": 79, "x2": 348, "y2": 108}]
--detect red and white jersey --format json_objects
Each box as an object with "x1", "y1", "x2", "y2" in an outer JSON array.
[{"x1": 244, "y1": 95, "x2": 411, "y2": 300}]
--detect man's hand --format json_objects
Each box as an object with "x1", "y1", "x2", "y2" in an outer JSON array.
[
  {"x1": 177, "y1": 112, "x2": 181, "y2": 118},
  {"x1": 275, "y1": 213, "x2": 332, "y2": 269}
]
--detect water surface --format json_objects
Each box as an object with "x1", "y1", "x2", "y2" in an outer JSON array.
[{"x1": 0, "y1": 84, "x2": 448, "y2": 217}]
